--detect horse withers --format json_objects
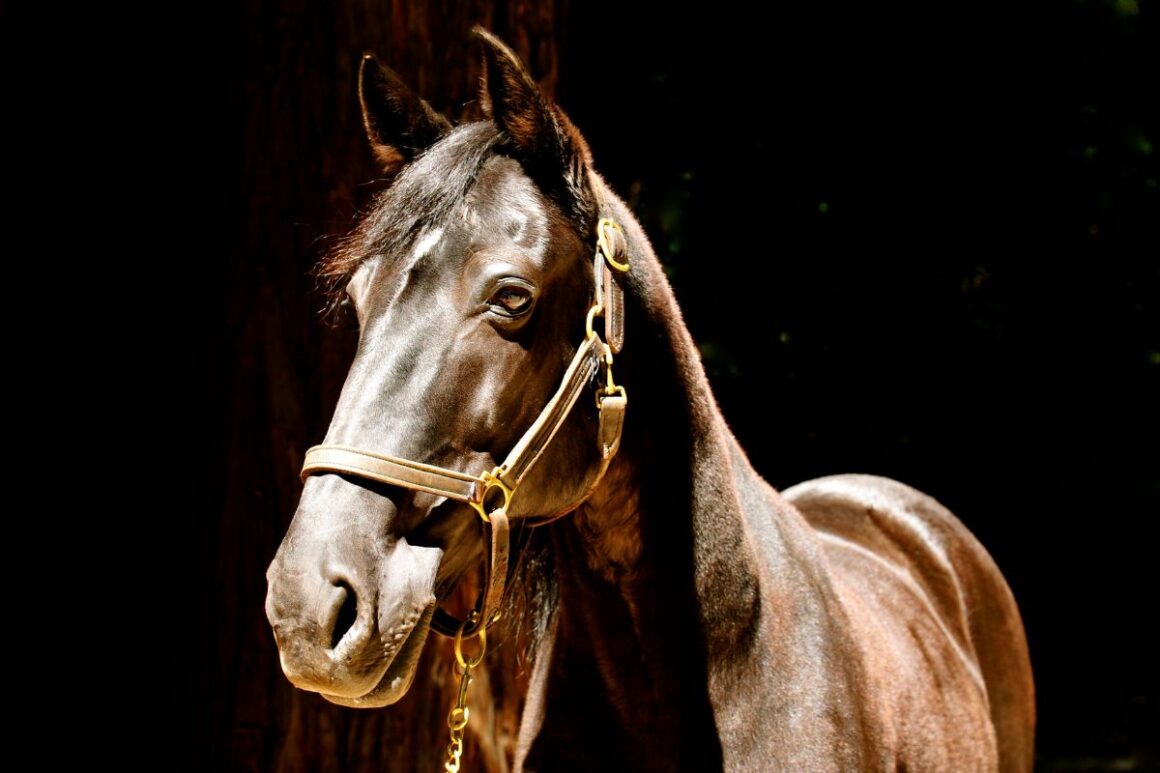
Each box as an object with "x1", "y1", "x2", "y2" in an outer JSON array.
[{"x1": 265, "y1": 29, "x2": 1035, "y2": 771}]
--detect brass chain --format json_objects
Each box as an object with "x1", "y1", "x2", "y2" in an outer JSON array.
[
  {"x1": 443, "y1": 616, "x2": 487, "y2": 773},
  {"x1": 442, "y1": 671, "x2": 469, "y2": 772}
]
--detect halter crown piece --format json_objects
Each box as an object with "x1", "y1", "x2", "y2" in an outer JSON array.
[{"x1": 299, "y1": 217, "x2": 630, "y2": 772}]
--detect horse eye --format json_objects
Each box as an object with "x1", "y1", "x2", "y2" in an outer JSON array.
[{"x1": 488, "y1": 284, "x2": 534, "y2": 317}]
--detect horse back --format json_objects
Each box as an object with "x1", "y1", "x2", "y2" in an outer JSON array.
[{"x1": 783, "y1": 474, "x2": 1035, "y2": 772}]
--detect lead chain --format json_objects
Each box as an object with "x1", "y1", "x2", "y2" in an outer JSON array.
[
  {"x1": 443, "y1": 615, "x2": 487, "y2": 772},
  {"x1": 443, "y1": 668, "x2": 471, "y2": 772}
]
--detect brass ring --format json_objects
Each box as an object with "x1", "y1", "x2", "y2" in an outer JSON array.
[
  {"x1": 454, "y1": 617, "x2": 488, "y2": 669},
  {"x1": 470, "y1": 468, "x2": 512, "y2": 523},
  {"x1": 597, "y1": 219, "x2": 630, "y2": 272}
]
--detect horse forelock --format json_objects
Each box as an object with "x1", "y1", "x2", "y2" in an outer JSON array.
[
  {"x1": 316, "y1": 120, "x2": 594, "y2": 319},
  {"x1": 317, "y1": 122, "x2": 503, "y2": 315}
]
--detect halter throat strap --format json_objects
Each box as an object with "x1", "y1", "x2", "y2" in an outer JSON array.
[{"x1": 300, "y1": 216, "x2": 630, "y2": 637}]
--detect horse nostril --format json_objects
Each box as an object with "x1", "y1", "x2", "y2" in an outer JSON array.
[{"x1": 330, "y1": 580, "x2": 359, "y2": 650}]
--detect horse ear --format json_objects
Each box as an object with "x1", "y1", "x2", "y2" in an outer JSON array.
[
  {"x1": 359, "y1": 52, "x2": 451, "y2": 175},
  {"x1": 473, "y1": 28, "x2": 593, "y2": 220}
]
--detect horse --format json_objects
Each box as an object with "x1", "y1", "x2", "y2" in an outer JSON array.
[{"x1": 265, "y1": 29, "x2": 1035, "y2": 771}]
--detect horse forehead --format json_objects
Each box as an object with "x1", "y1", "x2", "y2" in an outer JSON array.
[
  {"x1": 354, "y1": 156, "x2": 553, "y2": 301},
  {"x1": 464, "y1": 157, "x2": 551, "y2": 249}
]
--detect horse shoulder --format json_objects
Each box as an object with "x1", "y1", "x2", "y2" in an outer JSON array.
[
  {"x1": 783, "y1": 473, "x2": 1024, "y2": 771},
  {"x1": 784, "y1": 474, "x2": 984, "y2": 649}
]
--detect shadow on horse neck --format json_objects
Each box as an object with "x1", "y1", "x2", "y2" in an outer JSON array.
[
  {"x1": 515, "y1": 190, "x2": 738, "y2": 768},
  {"x1": 266, "y1": 29, "x2": 1034, "y2": 773}
]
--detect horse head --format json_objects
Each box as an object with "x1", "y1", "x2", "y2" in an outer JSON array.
[{"x1": 265, "y1": 30, "x2": 619, "y2": 707}]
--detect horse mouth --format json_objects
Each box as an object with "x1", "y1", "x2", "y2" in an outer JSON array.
[{"x1": 320, "y1": 601, "x2": 436, "y2": 708}]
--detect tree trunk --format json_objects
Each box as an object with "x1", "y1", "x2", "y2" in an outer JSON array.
[{"x1": 210, "y1": 3, "x2": 562, "y2": 770}]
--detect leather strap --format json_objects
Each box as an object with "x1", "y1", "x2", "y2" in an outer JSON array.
[
  {"x1": 524, "y1": 387, "x2": 628, "y2": 528},
  {"x1": 479, "y1": 509, "x2": 509, "y2": 628},
  {"x1": 604, "y1": 264, "x2": 625, "y2": 353},
  {"x1": 598, "y1": 391, "x2": 626, "y2": 460},
  {"x1": 430, "y1": 508, "x2": 509, "y2": 637},
  {"x1": 301, "y1": 333, "x2": 604, "y2": 514},
  {"x1": 495, "y1": 334, "x2": 602, "y2": 491},
  {"x1": 597, "y1": 219, "x2": 628, "y2": 353},
  {"x1": 301, "y1": 445, "x2": 481, "y2": 502}
]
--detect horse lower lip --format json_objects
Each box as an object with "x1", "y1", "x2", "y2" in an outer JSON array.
[{"x1": 322, "y1": 607, "x2": 433, "y2": 705}]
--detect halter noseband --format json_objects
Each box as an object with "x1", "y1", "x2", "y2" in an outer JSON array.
[{"x1": 299, "y1": 217, "x2": 630, "y2": 639}]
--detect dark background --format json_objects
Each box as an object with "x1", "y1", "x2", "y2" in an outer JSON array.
[
  {"x1": 566, "y1": 8, "x2": 1159, "y2": 771},
  {"x1": 12, "y1": 0, "x2": 1155, "y2": 769}
]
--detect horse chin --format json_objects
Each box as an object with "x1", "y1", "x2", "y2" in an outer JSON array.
[{"x1": 321, "y1": 602, "x2": 435, "y2": 708}]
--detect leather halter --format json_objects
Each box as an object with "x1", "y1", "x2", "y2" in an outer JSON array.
[{"x1": 300, "y1": 217, "x2": 630, "y2": 638}]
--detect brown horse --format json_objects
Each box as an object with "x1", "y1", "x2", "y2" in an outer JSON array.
[{"x1": 265, "y1": 30, "x2": 1035, "y2": 771}]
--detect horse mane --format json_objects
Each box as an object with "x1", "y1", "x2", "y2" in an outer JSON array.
[
  {"x1": 316, "y1": 121, "x2": 505, "y2": 315},
  {"x1": 506, "y1": 528, "x2": 559, "y2": 666}
]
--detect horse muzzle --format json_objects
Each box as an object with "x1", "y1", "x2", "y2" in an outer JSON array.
[{"x1": 264, "y1": 476, "x2": 443, "y2": 706}]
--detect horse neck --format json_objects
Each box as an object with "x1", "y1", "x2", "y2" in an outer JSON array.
[
  {"x1": 568, "y1": 216, "x2": 769, "y2": 658},
  {"x1": 520, "y1": 190, "x2": 851, "y2": 766}
]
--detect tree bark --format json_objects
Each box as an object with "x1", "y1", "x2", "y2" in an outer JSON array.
[{"x1": 211, "y1": 3, "x2": 562, "y2": 770}]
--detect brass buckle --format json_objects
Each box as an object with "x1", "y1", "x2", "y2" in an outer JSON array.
[
  {"x1": 596, "y1": 343, "x2": 626, "y2": 407},
  {"x1": 470, "y1": 467, "x2": 512, "y2": 522},
  {"x1": 597, "y1": 384, "x2": 627, "y2": 409},
  {"x1": 597, "y1": 218, "x2": 630, "y2": 272}
]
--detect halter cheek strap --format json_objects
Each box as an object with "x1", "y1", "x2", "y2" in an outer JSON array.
[{"x1": 300, "y1": 217, "x2": 630, "y2": 638}]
